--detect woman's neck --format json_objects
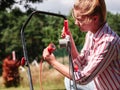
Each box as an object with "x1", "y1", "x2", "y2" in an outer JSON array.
[{"x1": 92, "y1": 21, "x2": 106, "y2": 34}]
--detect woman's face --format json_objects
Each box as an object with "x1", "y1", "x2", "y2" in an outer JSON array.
[
  {"x1": 74, "y1": 16, "x2": 93, "y2": 32},
  {"x1": 72, "y1": 9, "x2": 95, "y2": 32}
]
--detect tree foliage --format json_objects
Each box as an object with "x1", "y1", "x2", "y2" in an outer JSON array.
[
  {"x1": 0, "y1": 0, "x2": 43, "y2": 11},
  {"x1": 0, "y1": 8, "x2": 120, "y2": 65},
  {"x1": 107, "y1": 12, "x2": 120, "y2": 36}
]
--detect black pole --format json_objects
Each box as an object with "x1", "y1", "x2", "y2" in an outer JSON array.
[
  {"x1": 67, "y1": 39, "x2": 78, "y2": 90},
  {"x1": 20, "y1": 10, "x2": 67, "y2": 90}
]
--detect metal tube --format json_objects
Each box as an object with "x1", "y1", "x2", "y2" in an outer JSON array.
[{"x1": 20, "y1": 10, "x2": 67, "y2": 90}]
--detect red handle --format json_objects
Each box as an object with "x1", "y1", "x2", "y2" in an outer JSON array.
[
  {"x1": 21, "y1": 43, "x2": 56, "y2": 66},
  {"x1": 47, "y1": 43, "x2": 56, "y2": 54},
  {"x1": 74, "y1": 65, "x2": 79, "y2": 72},
  {"x1": 61, "y1": 20, "x2": 69, "y2": 38},
  {"x1": 21, "y1": 57, "x2": 26, "y2": 66},
  {"x1": 64, "y1": 20, "x2": 68, "y2": 34}
]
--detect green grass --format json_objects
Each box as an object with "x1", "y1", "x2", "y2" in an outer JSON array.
[
  {"x1": 0, "y1": 86, "x2": 66, "y2": 90},
  {"x1": 0, "y1": 87, "x2": 34, "y2": 90},
  {"x1": 0, "y1": 70, "x2": 66, "y2": 90}
]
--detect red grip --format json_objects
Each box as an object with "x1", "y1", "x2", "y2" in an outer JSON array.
[
  {"x1": 21, "y1": 57, "x2": 26, "y2": 66},
  {"x1": 61, "y1": 20, "x2": 69, "y2": 38},
  {"x1": 64, "y1": 20, "x2": 68, "y2": 33},
  {"x1": 74, "y1": 65, "x2": 79, "y2": 72},
  {"x1": 47, "y1": 43, "x2": 56, "y2": 54}
]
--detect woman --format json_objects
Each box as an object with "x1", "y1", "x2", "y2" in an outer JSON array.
[{"x1": 42, "y1": 0, "x2": 120, "y2": 90}]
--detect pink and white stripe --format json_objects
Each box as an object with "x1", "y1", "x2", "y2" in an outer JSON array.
[{"x1": 74, "y1": 23, "x2": 120, "y2": 90}]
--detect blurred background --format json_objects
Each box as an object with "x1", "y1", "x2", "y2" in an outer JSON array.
[{"x1": 0, "y1": 0, "x2": 120, "y2": 90}]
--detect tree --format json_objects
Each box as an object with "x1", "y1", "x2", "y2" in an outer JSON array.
[
  {"x1": 0, "y1": 8, "x2": 26, "y2": 61},
  {"x1": 0, "y1": 0, "x2": 43, "y2": 11},
  {"x1": 0, "y1": 8, "x2": 120, "y2": 63},
  {"x1": 107, "y1": 12, "x2": 120, "y2": 36}
]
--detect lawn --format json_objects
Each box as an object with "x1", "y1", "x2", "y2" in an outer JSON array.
[{"x1": 0, "y1": 58, "x2": 68, "y2": 90}]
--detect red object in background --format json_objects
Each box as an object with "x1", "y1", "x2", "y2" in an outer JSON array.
[
  {"x1": 2, "y1": 56, "x2": 20, "y2": 87},
  {"x1": 47, "y1": 43, "x2": 56, "y2": 54},
  {"x1": 21, "y1": 57, "x2": 26, "y2": 66}
]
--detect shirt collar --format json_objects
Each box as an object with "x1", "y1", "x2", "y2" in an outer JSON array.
[{"x1": 93, "y1": 22, "x2": 108, "y2": 39}]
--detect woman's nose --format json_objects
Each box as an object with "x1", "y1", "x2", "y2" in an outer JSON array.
[
  {"x1": 75, "y1": 19, "x2": 79, "y2": 25},
  {"x1": 75, "y1": 19, "x2": 82, "y2": 26}
]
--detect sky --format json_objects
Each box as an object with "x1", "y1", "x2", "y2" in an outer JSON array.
[{"x1": 13, "y1": 0, "x2": 120, "y2": 15}]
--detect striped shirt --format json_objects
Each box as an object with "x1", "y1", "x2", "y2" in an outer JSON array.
[{"x1": 73, "y1": 23, "x2": 120, "y2": 90}]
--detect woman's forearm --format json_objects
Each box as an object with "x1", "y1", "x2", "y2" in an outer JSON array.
[{"x1": 48, "y1": 60, "x2": 72, "y2": 79}]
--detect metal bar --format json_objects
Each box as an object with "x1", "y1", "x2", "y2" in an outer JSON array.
[
  {"x1": 20, "y1": 10, "x2": 67, "y2": 90},
  {"x1": 67, "y1": 41, "x2": 78, "y2": 90}
]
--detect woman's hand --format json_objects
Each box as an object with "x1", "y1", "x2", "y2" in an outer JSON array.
[{"x1": 42, "y1": 47, "x2": 56, "y2": 64}]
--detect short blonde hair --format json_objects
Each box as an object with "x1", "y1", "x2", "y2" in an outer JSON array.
[{"x1": 73, "y1": 0, "x2": 107, "y2": 22}]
